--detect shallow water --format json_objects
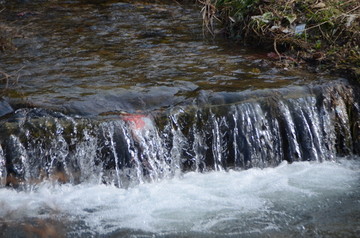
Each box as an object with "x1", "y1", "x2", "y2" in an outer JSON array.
[
  {"x1": 0, "y1": 159, "x2": 359, "y2": 237},
  {"x1": 0, "y1": 0, "x2": 337, "y2": 115}
]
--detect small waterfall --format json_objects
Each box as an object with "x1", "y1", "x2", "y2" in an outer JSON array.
[{"x1": 0, "y1": 80, "x2": 359, "y2": 189}]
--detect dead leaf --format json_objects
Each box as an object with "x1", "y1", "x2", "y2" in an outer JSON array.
[
  {"x1": 312, "y1": 52, "x2": 326, "y2": 61},
  {"x1": 345, "y1": 14, "x2": 358, "y2": 28},
  {"x1": 312, "y1": 2, "x2": 326, "y2": 9}
]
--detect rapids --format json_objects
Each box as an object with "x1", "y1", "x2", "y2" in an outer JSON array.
[{"x1": 0, "y1": 159, "x2": 359, "y2": 237}]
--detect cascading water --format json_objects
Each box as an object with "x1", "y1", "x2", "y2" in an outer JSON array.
[
  {"x1": 1, "y1": 80, "x2": 359, "y2": 189},
  {"x1": 0, "y1": 1, "x2": 360, "y2": 237},
  {"x1": 1, "y1": 80, "x2": 359, "y2": 237}
]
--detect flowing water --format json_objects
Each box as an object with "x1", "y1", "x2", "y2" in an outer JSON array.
[
  {"x1": 0, "y1": 160, "x2": 359, "y2": 237},
  {"x1": 0, "y1": 0, "x2": 360, "y2": 237}
]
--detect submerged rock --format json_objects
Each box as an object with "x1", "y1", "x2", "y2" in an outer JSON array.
[{"x1": 0, "y1": 99, "x2": 13, "y2": 118}]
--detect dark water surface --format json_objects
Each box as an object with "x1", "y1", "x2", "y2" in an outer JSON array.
[{"x1": 0, "y1": 1, "x2": 359, "y2": 238}]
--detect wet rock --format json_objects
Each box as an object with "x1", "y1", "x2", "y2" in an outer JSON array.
[{"x1": 0, "y1": 99, "x2": 13, "y2": 118}]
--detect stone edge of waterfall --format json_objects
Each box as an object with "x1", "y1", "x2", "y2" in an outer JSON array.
[{"x1": 0, "y1": 79, "x2": 359, "y2": 189}]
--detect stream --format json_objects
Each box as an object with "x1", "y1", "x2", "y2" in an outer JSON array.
[{"x1": 0, "y1": 0, "x2": 359, "y2": 237}]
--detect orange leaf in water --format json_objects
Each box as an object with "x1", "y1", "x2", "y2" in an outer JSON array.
[{"x1": 121, "y1": 114, "x2": 147, "y2": 130}]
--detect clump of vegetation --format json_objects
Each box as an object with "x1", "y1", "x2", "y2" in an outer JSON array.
[{"x1": 201, "y1": 0, "x2": 360, "y2": 81}]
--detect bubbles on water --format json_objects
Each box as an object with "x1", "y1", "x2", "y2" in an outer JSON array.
[{"x1": 0, "y1": 159, "x2": 359, "y2": 237}]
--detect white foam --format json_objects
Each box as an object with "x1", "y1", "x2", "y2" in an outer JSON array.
[{"x1": 0, "y1": 159, "x2": 359, "y2": 235}]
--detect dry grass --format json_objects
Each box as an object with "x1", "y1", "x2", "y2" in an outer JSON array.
[{"x1": 199, "y1": 0, "x2": 218, "y2": 36}]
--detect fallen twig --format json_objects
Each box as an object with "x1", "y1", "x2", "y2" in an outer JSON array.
[{"x1": 273, "y1": 38, "x2": 281, "y2": 60}]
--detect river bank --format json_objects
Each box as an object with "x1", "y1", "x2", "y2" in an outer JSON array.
[{"x1": 201, "y1": 0, "x2": 360, "y2": 82}]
